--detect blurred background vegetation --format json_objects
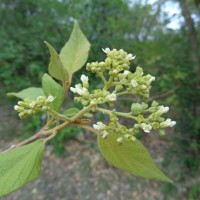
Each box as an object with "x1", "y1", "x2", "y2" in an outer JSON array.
[{"x1": 0, "y1": 0, "x2": 200, "y2": 199}]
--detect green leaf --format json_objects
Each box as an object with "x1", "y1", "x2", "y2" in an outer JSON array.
[
  {"x1": 98, "y1": 132, "x2": 173, "y2": 183},
  {"x1": 83, "y1": 113, "x2": 93, "y2": 118},
  {"x1": 0, "y1": 140, "x2": 45, "y2": 197},
  {"x1": 63, "y1": 107, "x2": 93, "y2": 118},
  {"x1": 44, "y1": 41, "x2": 68, "y2": 82},
  {"x1": 42, "y1": 73, "x2": 64, "y2": 111},
  {"x1": 7, "y1": 87, "x2": 44, "y2": 101},
  {"x1": 59, "y1": 20, "x2": 90, "y2": 75},
  {"x1": 63, "y1": 107, "x2": 80, "y2": 116}
]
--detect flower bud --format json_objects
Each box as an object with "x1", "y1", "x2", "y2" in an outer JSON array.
[
  {"x1": 119, "y1": 125, "x2": 126, "y2": 133},
  {"x1": 123, "y1": 70, "x2": 130, "y2": 77},
  {"x1": 106, "y1": 93, "x2": 117, "y2": 102},
  {"x1": 27, "y1": 110, "x2": 33, "y2": 115},
  {"x1": 131, "y1": 103, "x2": 143, "y2": 114},
  {"x1": 124, "y1": 134, "x2": 136, "y2": 142},
  {"x1": 91, "y1": 66, "x2": 96, "y2": 72},
  {"x1": 140, "y1": 123, "x2": 152, "y2": 133},
  {"x1": 18, "y1": 101, "x2": 25, "y2": 106},
  {"x1": 102, "y1": 48, "x2": 110, "y2": 54},
  {"x1": 131, "y1": 79, "x2": 138, "y2": 87},
  {"x1": 160, "y1": 118, "x2": 176, "y2": 128},
  {"x1": 19, "y1": 112, "x2": 25, "y2": 119},
  {"x1": 101, "y1": 130, "x2": 108, "y2": 138},
  {"x1": 140, "y1": 85, "x2": 147, "y2": 90},
  {"x1": 93, "y1": 122, "x2": 106, "y2": 130},
  {"x1": 109, "y1": 122, "x2": 115, "y2": 128},
  {"x1": 117, "y1": 137, "x2": 123, "y2": 143},
  {"x1": 37, "y1": 96, "x2": 46, "y2": 102},
  {"x1": 86, "y1": 63, "x2": 91, "y2": 71},
  {"x1": 126, "y1": 54, "x2": 135, "y2": 60},
  {"x1": 80, "y1": 75, "x2": 89, "y2": 88},
  {"x1": 135, "y1": 67, "x2": 143, "y2": 76},
  {"x1": 105, "y1": 57, "x2": 111, "y2": 66},
  {"x1": 98, "y1": 98, "x2": 105, "y2": 104},
  {"x1": 152, "y1": 122, "x2": 159, "y2": 129},
  {"x1": 47, "y1": 95, "x2": 55, "y2": 103},
  {"x1": 42, "y1": 106, "x2": 48, "y2": 111},
  {"x1": 14, "y1": 105, "x2": 20, "y2": 111},
  {"x1": 115, "y1": 85, "x2": 123, "y2": 92},
  {"x1": 99, "y1": 62, "x2": 106, "y2": 68},
  {"x1": 156, "y1": 105, "x2": 169, "y2": 116},
  {"x1": 29, "y1": 102, "x2": 36, "y2": 108},
  {"x1": 147, "y1": 107, "x2": 156, "y2": 113},
  {"x1": 137, "y1": 115, "x2": 144, "y2": 122},
  {"x1": 151, "y1": 101, "x2": 159, "y2": 107},
  {"x1": 112, "y1": 61, "x2": 119, "y2": 68}
]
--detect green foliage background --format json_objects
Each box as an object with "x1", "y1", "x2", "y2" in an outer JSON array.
[{"x1": 0, "y1": 0, "x2": 200, "y2": 199}]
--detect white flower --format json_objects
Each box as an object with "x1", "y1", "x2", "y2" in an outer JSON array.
[
  {"x1": 149, "y1": 76, "x2": 155, "y2": 82},
  {"x1": 124, "y1": 134, "x2": 136, "y2": 142},
  {"x1": 166, "y1": 118, "x2": 176, "y2": 127},
  {"x1": 159, "y1": 105, "x2": 169, "y2": 113},
  {"x1": 37, "y1": 96, "x2": 46, "y2": 101},
  {"x1": 102, "y1": 48, "x2": 110, "y2": 54},
  {"x1": 160, "y1": 118, "x2": 176, "y2": 128},
  {"x1": 93, "y1": 122, "x2": 106, "y2": 130},
  {"x1": 126, "y1": 54, "x2": 136, "y2": 60},
  {"x1": 30, "y1": 102, "x2": 36, "y2": 108},
  {"x1": 47, "y1": 95, "x2": 55, "y2": 102},
  {"x1": 140, "y1": 123, "x2": 152, "y2": 133},
  {"x1": 102, "y1": 130, "x2": 108, "y2": 138},
  {"x1": 107, "y1": 93, "x2": 117, "y2": 101},
  {"x1": 70, "y1": 84, "x2": 88, "y2": 96},
  {"x1": 80, "y1": 74, "x2": 88, "y2": 83},
  {"x1": 117, "y1": 137, "x2": 123, "y2": 143},
  {"x1": 131, "y1": 79, "x2": 138, "y2": 87},
  {"x1": 70, "y1": 87, "x2": 76, "y2": 93},
  {"x1": 123, "y1": 70, "x2": 130, "y2": 76},
  {"x1": 14, "y1": 105, "x2": 19, "y2": 110}
]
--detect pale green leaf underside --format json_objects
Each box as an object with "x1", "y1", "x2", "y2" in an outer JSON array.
[
  {"x1": 0, "y1": 140, "x2": 45, "y2": 197},
  {"x1": 59, "y1": 20, "x2": 90, "y2": 75},
  {"x1": 42, "y1": 73, "x2": 64, "y2": 111},
  {"x1": 63, "y1": 107, "x2": 93, "y2": 118},
  {"x1": 7, "y1": 87, "x2": 44, "y2": 101},
  {"x1": 98, "y1": 132, "x2": 173, "y2": 183},
  {"x1": 63, "y1": 107, "x2": 80, "y2": 116},
  {"x1": 44, "y1": 41, "x2": 68, "y2": 82}
]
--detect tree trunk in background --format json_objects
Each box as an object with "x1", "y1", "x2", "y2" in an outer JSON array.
[
  {"x1": 180, "y1": 0, "x2": 200, "y2": 78},
  {"x1": 177, "y1": 0, "x2": 200, "y2": 179},
  {"x1": 179, "y1": 0, "x2": 200, "y2": 116}
]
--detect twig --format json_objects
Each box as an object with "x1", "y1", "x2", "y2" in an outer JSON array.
[
  {"x1": 77, "y1": 124, "x2": 97, "y2": 134},
  {"x1": 2, "y1": 128, "x2": 44, "y2": 153}
]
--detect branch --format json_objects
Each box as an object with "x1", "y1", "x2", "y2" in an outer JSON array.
[{"x1": 97, "y1": 107, "x2": 137, "y2": 121}]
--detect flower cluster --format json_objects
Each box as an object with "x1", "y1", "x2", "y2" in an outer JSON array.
[
  {"x1": 14, "y1": 95, "x2": 54, "y2": 119},
  {"x1": 86, "y1": 48, "x2": 135, "y2": 77},
  {"x1": 93, "y1": 112, "x2": 136, "y2": 143},
  {"x1": 92, "y1": 100, "x2": 176, "y2": 143},
  {"x1": 86, "y1": 48, "x2": 155, "y2": 99},
  {"x1": 131, "y1": 101, "x2": 176, "y2": 135},
  {"x1": 93, "y1": 120, "x2": 137, "y2": 143},
  {"x1": 69, "y1": 48, "x2": 176, "y2": 143},
  {"x1": 115, "y1": 66, "x2": 155, "y2": 98},
  {"x1": 70, "y1": 75, "x2": 117, "y2": 106},
  {"x1": 86, "y1": 48, "x2": 134, "y2": 76},
  {"x1": 93, "y1": 113, "x2": 175, "y2": 144},
  {"x1": 70, "y1": 48, "x2": 156, "y2": 107}
]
